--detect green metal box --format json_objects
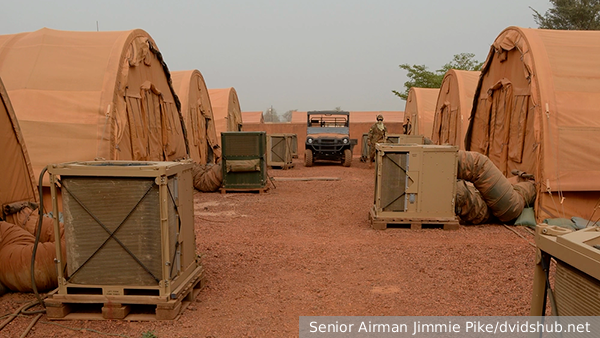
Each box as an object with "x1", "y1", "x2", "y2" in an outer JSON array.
[{"x1": 221, "y1": 131, "x2": 267, "y2": 190}]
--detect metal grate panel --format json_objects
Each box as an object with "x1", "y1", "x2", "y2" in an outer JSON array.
[
  {"x1": 62, "y1": 176, "x2": 177, "y2": 286},
  {"x1": 381, "y1": 152, "x2": 408, "y2": 212}
]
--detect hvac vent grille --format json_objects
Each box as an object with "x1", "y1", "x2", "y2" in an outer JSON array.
[
  {"x1": 223, "y1": 133, "x2": 261, "y2": 157},
  {"x1": 554, "y1": 260, "x2": 600, "y2": 316},
  {"x1": 380, "y1": 152, "x2": 408, "y2": 212},
  {"x1": 62, "y1": 176, "x2": 177, "y2": 286}
]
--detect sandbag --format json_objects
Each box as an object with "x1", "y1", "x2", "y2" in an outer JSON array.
[
  {"x1": 192, "y1": 162, "x2": 223, "y2": 192},
  {"x1": 514, "y1": 207, "x2": 536, "y2": 228},
  {"x1": 543, "y1": 218, "x2": 577, "y2": 230},
  {"x1": 571, "y1": 217, "x2": 599, "y2": 229}
]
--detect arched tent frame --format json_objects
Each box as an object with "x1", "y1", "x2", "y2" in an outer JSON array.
[
  {"x1": 403, "y1": 87, "x2": 439, "y2": 139},
  {"x1": 208, "y1": 87, "x2": 243, "y2": 143},
  {"x1": 0, "y1": 28, "x2": 189, "y2": 183},
  {"x1": 172, "y1": 70, "x2": 221, "y2": 164},
  {"x1": 0, "y1": 76, "x2": 38, "y2": 224},
  {"x1": 432, "y1": 69, "x2": 480, "y2": 149},
  {"x1": 242, "y1": 111, "x2": 265, "y2": 124},
  {"x1": 465, "y1": 26, "x2": 600, "y2": 222}
]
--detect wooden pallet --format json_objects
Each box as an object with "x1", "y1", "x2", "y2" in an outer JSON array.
[
  {"x1": 369, "y1": 208, "x2": 459, "y2": 230},
  {"x1": 45, "y1": 267, "x2": 206, "y2": 321},
  {"x1": 220, "y1": 186, "x2": 268, "y2": 194}
]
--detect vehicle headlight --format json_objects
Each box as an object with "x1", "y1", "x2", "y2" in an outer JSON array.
[
  {"x1": 342, "y1": 138, "x2": 348, "y2": 144},
  {"x1": 307, "y1": 138, "x2": 313, "y2": 144}
]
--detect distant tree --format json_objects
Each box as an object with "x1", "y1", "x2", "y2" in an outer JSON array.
[
  {"x1": 282, "y1": 110, "x2": 296, "y2": 122},
  {"x1": 530, "y1": 0, "x2": 600, "y2": 30},
  {"x1": 264, "y1": 106, "x2": 280, "y2": 122},
  {"x1": 392, "y1": 53, "x2": 483, "y2": 101},
  {"x1": 334, "y1": 106, "x2": 342, "y2": 111}
]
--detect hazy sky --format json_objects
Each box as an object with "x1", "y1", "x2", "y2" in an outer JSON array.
[{"x1": 1, "y1": 0, "x2": 550, "y2": 113}]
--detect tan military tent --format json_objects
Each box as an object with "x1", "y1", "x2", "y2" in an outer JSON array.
[
  {"x1": 403, "y1": 88, "x2": 439, "y2": 138},
  {"x1": 432, "y1": 70, "x2": 480, "y2": 149},
  {"x1": 0, "y1": 28, "x2": 189, "y2": 181},
  {"x1": 171, "y1": 70, "x2": 221, "y2": 164},
  {"x1": 465, "y1": 26, "x2": 600, "y2": 222},
  {"x1": 242, "y1": 111, "x2": 265, "y2": 124},
  {"x1": 0, "y1": 76, "x2": 38, "y2": 224},
  {"x1": 208, "y1": 87, "x2": 243, "y2": 142}
]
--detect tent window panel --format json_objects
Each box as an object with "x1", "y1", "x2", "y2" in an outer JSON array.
[
  {"x1": 126, "y1": 96, "x2": 149, "y2": 160},
  {"x1": 449, "y1": 107, "x2": 459, "y2": 146},
  {"x1": 508, "y1": 95, "x2": 529, "y2": 163},
  {"x1": 472, "y1": 97, "x2": 491, "y2": 154},
  {"x1": 489, "y1": 83, "x2": 513, "y2": 173},
  {"x1": 441, "y1": 105, "x2": 451, "y2": 144},
  {"x1": 190, "y1": 107, "x2": 199, "y2": 147},
  {"x1": 161, "y1": 101, "x2": 181, "y2": 159},
  {"x1": 162, "y1": 102, "x2": 180, "y2": 135},
  {"x1": 142, "y1": 90, "x2": 163, "y2": 161}
]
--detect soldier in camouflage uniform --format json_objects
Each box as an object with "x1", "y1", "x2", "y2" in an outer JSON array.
[{"x1": 367, "y1": 114, "x2": 387, "y2": 167}]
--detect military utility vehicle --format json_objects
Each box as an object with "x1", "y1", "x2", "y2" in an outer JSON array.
[{"x1": 304, "y1": 110, "x2": 356, "y2": 167}]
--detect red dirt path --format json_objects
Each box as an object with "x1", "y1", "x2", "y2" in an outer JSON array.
[{"x1": 0, "y1": 157, "x2": 536, "y2": 337}]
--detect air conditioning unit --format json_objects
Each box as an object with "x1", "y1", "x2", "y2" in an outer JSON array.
[
  {"x1": 47, "y1": 161, "x2": 200, "y2": 300},
  {"x1": 221, "y1": 131, "x2": 267, "y2": 191},
  {"x1": 370, "y1": 144, "x2": 459, "y2": 229},
  {"x1": 267, "y1": 133, "x2": 294, "y2": 169},
  {"x1": 532, "y1": 225, "x2": 600, "y2": 316},
  {"x1": 361, "y1": 134, "x2": 425, "y2": 162},
  {"x1": 387, "y1": 134, "x2": 425, "y2": 145}
]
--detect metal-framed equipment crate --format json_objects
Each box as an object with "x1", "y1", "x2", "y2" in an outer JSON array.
[
  {"x1": 361, "y1": 134, "x2": 426, "y2": 162},
  {"x1": 386, "y1": 134, "x2": 425, "y2": 145},
  {"x1": 221, "y1": 131, "x2": 268, "y2": 193},
  {"x1": 45, "y1": 161, "x2": 204, "y2": 320},
  {"x1": 267, "y1": 133, "x2": 294, "y2": 169},
  {"x1": 360, "y1": 133, "x2": 370, "y2": 162},
  {"x1": 531, "y1": 225, "x2": 600, "y2": 316},
  {"x1": 287, "y1": 133, "x2": 298, "y2": 158},
  {"x1": 369, "y1": 144, "x2": 459, "y2": 230}
]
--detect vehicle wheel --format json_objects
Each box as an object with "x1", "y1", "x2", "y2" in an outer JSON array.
[
  {"x1": 304, "y1": 149, "x2": 313, "y2": 167},
  {"x1": 342, "y1": 149, "x2": 352, "y2": 167}
]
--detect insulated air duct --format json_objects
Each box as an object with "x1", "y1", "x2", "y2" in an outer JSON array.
[{"x1": 457, "y1": 151, "x2": 536, "y2": 223}]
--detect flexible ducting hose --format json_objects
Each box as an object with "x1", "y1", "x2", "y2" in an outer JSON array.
[
  {"x1": 457, "y1": 151, "x2": 536, "y2": 223},
  {"x1": 455, "y1": 179, "x2": 492, "y2": 224},
  {"x1": 0, "y1": 167, "x2": 65, "y2": 293},
  {"x1": 31, "y1": 166, "x2": 48, "y2": 306},
  {"x1": 192, "y1": 162, "x2": 223, "y2": 192}
]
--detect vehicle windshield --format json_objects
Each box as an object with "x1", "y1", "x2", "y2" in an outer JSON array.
[
  {"x1": 307, "y1": 113, "x2": 348, "y2": 128},
  {"x1": 306, "y1": 112, "x2": 349, "y2": 135}
]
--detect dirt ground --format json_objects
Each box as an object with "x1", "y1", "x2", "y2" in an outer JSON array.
[{"x1": 0, "y1": 156, "x2": 537, "y2": 338}]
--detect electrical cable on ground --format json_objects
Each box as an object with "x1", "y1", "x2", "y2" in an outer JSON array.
[
  {"x1": 19, "y1": 313, "x2": 42, "y2": 338},
  {"x1": 502, "y1": 224, "x2": 536, "y2": 248},
  {"x1": 31, "y1": 166, "x2": 49, "y2": 308}
]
